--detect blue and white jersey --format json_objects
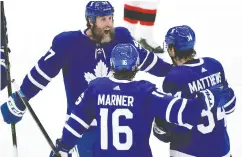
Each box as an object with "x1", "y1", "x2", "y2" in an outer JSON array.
[
  {"x1": 60, "y1": 77, "x2": 208, "y2": 157},
  {"x1": 155, "y1": 57, "x2": 236, "y2": 157},
  {"x1": 20, "y1": 27, "x2": 171, "y2": 116}
]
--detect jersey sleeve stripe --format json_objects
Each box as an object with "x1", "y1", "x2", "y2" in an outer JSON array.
[
  {"x1": 35, "y1": 64, "x2": 52, "y2": 81},
  {"x1": 152, "y1": 91, "x2": 164, "y2": 98},
  {"x1": 225, "y1": 106, "x2": 235, "y2": 114},
  {"x1": 178, "y1": 99, "x2": 193, "y2": 129},
  {"x1": 224, "y1": 95, "x2": 236, "y2": 114},
  {"x1": 138, "y1": 50, "x2": 150, "y2": 69},
  {"x1": 70, "y1": 113, "x2": 90, "y2": 129},
  {"x1": 143, "y1": 54, "x2": 158, "y2": 72},
  {"x1": 166, "y1": 97, "x2": 180, "y2": 123},
  {"x1": 27, "y1": 72, "x2": 45, "y2": 89},
  {"x1": 224, "y1": 95, "x2": 236, "y2": 108},
  {"x1": 64, "y1": 123, "x2": 82, "y2": 138},
  {"x1": 177, "y1": 98, "x2": 187, "y2": 125},
  {"x1": 153, "y1": 121, "x2": 166, "y2": 135}
]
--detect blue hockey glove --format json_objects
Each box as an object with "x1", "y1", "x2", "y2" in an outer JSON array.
[
  {"x1": 198, "y1": 85, "x2": 233, "y2": 110},
  {"x1": 50, "y1": 139, "x2": 73, "y2": 157},
  {"x1": 1, "y1": 92, "x2": 26, "y2": 124}
]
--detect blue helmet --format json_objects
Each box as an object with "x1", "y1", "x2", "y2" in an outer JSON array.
[
  {"x1": 110, "y1": 43, "x2": 140, "y2": 72},
  {"x1": 165, "y1": 25, "x2": 196, "y2": 51},
  {"x1": 85, "y1": 1, "x2": 114, "y2": 23}
]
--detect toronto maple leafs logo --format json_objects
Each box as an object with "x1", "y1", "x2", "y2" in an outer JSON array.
[
  {"x1": 95, "y1": 48, "x2": 106, "y2": 59},
  {"x1": 84, "y1": 60, "x2": 113, "y2": 84}
]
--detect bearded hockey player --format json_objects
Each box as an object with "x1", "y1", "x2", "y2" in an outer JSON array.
[
  {"x1": 1, "y1": 1, "x2": 171, "y2": 157},
  {"x1": 50, "y1": 43, "x2": 230, "y2": 157}
]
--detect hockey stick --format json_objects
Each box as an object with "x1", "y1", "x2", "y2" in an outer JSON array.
[
  {"x1": 1, "y1": 2, "x2": 18, "y2": 156},
  {"x1": 12, "y1": 80, "x2": 61, "y2": 156},
  {"x1": 1, "y1": 3, "x2": 61, "y2": 156}
]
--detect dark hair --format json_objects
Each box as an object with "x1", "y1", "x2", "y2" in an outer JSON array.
[
  {"x1": 168, "y1": 44, "x2": 196, "y2": 59},
  {"x1": 112, "y1": 68, "x2": 139, "y2": 81},
  {"x1": 86, "y1": 16, "x2": 92, "y2": 28}
]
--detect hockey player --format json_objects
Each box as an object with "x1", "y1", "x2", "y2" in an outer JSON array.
[
  {"x1": 124, "y1": 1, "x2": 163, "y2": 53},
  {"x1": 0, "y1": 1, "x2": 171, "y2": 157},
  {"x1": 153, "y1": 25, "x2": 236, "y2": 157},
  {"x1": 49, "y1": 43, "x2": 230, "y2": 157}
]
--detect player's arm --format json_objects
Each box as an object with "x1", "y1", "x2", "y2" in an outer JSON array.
[
  {"x1": 207, "y1": 57, "x2": 236, "y2": 114},
  {"x1": 116, "y1": 27, "x2": 172, "y2": 77},
  {"x1": 0, "y1": 49, "x2": 7, "y2": 90},
  {"x1": 153, "y1": 70, "x2": 192, "y2": 141},
  {"x1": 20, "y1": 32, "x2": 70, "y2": 100},
  {"x1": 223, "y1": 87, "x2": 236, "y2": 115},
  {"x1": 149, "y1": 87, "x2": 224, "y2": 130},
  {"x1": 220, "y1": 66, "x2": 236, "y2": 114},
  {"x1": 50, "y1": 86, "x2": 95, "y2": 156},
  {"x1": 135, "y1": 41, "x2": 171, "y2": 77},
  {"x1": 217, "y1": 81, "x2": 236, "y2": 115},
  {"x1": 1, "y1": 32, "x2": 70, "y2": 124}
]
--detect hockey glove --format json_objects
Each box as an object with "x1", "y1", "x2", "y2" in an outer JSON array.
[
  {"x1": 50, "y1": 139, "x2": 73, "y2": 157},
  {"x1": 199, "y1": 86, "x2": 233, "y2": 110},
  {"x1": 153, "y1": 118, "x2": 171, "y2": 143},
  {"x1": 1, "y1": 92, "x2": 26, "y2": 124}
]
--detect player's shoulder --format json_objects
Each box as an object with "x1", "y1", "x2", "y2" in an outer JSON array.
[
  {"x1": 135, "y1": 80, "x2": 157, "y2": 93},
  {"x1": 88, "y1": 77, "x2": 111, "y2": 89},
  {"x1": 89, "y1": 77, "x2": 156, "y2": 93},
  {"x1": 115, "y1": 27, "x2": 130, "y2": 34},
  {"x1": 53, "y1": 30, "x2": 84, "y2": 44},
  {"x1": 202, "y1": 57, "x2": 222, "y2": 66},
  {"x1": 114, "y1": 27, "x2": 132, "y2": 42},
  {"x1": 167, "y1": 66, "x2": 193, "y2": 78},
  {"x1": 163, "y1": 65, "x2": 198, "y2": 88}
]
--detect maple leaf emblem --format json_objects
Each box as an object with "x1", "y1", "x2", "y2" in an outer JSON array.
[{"x1": 84, "y1": 60, "x2": 113, "y2": 84}]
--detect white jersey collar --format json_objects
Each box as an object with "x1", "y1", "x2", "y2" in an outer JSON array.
[{"x1": 183, "y1": 58, "x2": 204, "y2": 67}]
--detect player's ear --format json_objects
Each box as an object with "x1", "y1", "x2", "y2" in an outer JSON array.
[
  {"x1": 168, "y1": 47, "x2": 175, "y2": 57},
  {"x1": 88, "y1": 18, "x2": 93, "y2": 27}
]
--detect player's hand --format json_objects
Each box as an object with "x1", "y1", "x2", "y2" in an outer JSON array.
[
  {"x1": 153, "y1": 118, "x2": 171, "y2": 143},
  {"x1": 50, "y1": 139, "x2": 72, "y2": 157},
  {"x1": 1, "y1": 92, "x2": 26, "y2": 124},
  {"x1": 198, "y1": 85, "x2": 233, "y2": 110},
  {"x1": 213, "y1": 86, "x2": 234, "y2": 108}
]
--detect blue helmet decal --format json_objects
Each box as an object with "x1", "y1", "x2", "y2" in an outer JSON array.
[
  {"x1": 165, "y1": 25, "x2": 196, "y2": 51},
  {"x1": 85, "y1": 1, "x2": 114, "y2": 23},
  {"x1": 110, "y1": 43, "x2": 140, "y2": 72}
]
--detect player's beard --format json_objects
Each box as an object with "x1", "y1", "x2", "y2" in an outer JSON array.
[{"x1": 91, "y1": 25, "x2": 115, "y2": 43}]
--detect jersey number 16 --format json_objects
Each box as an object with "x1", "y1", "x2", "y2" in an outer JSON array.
[{"x1": 100, "y1": 108, "x2": 133, "y2": 150}]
